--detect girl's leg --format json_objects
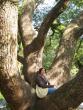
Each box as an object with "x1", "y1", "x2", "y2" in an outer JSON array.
[{"x1": 48, "y1": 87, "x2": 56, "y2": 94}]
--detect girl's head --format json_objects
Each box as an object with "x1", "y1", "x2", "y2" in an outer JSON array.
[{"x1": 39, "y1": 68, "x2": 46, "y2": 75}]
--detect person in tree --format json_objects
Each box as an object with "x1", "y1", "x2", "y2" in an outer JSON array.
[{"x1": 36, "y1": 68, "x2": 56, "y2": 98}]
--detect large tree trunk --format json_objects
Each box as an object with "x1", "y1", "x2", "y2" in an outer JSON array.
[{"x1": 0, "y1": 1, "x2": 32, "y2": 110}]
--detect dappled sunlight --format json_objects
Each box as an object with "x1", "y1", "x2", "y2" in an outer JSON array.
[
  {"x1": 47, "y1": 57, "x2": 71, "y2": 86},
  {"x1": 63, "y1": 23, "x2": 79, "y2": 38},
  {"x1": 28, "y1": 51, "x2": 43, "y2": 73},
  {"x1": 56, "y1": 46, "x2": 65, "y2": 57},
  {"x1": 28, "y1": 63, "x2": 37, "y2": 73},
  {"x1": 20, "y1": 0, "x2": 35, "y2": 46}
]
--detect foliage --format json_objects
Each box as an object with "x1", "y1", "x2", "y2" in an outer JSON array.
[
  {"x1": 43, "y1": 20, "x2": 65, "y2": 69},
  {"x1": 0, "y1": 93, "x2": 4, "y2": 100},
  {"x1": 75, "y1": 39, "x2": 83, "y2": 65},
  {"x1": 70, "y1": 39, "x2": 83, "y2": 76},
  {"x1": 71, "y1": 0, "x2": 83, "y2": 8}
]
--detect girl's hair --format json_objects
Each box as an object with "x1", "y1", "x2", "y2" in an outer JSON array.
[{"x1": 38, "y1": 67, "x2": 46, "y2": 74}]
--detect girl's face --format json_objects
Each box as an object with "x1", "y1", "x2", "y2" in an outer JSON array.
[{"x1": 41, "y1": 68, "x2": 46, "y2": 75}]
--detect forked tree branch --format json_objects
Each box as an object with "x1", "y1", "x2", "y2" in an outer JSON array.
[
  {"x1": 24, "y1": 0, "x2": 69, "y2": 56},
  {"x1": 45, "y1": 12, "x2": 83, "y2": 87}
]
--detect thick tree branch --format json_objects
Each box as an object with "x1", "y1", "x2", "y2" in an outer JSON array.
[
  {"x1": 24, "y1": 0, "x2": 69, "y2": 56},
  {"x1": 36, "y1": 67, "x2": 83, "y2": 110},
  {"x1": 18, "y1": 0, "x2": 41, "y2": 85},
  {"x1": 19, "y1": 0, "x2": 35, "y2": 47},
  {"x1": 46, "y1": 11, "x2": 83, "y2": 87}
]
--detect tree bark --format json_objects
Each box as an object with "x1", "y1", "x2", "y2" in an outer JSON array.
[
  {"x1": 0, "y1": 1, "x2": 32, "y2": 110},
  {"x1": 19, "y1": 0, "x2": 35, "y2": 47},
  {"x1": 19, "y1": 0, "x2": 69, "y2": 85},
  {"x1": 36, "y1": 67, "x2": 83, "y2": 110},
  {"x1": 0, "y1": 1, "x2": 83, "y2": 110},
  {"x1": 19, "y1": 0, "x2": 37, "y2": 83},
  {"x1": 47, "y1": 11, "x2": 83, "y2": 87}
]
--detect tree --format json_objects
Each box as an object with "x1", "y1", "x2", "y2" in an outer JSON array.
[
  {"x1": 0, "y1": 0, "x2": 83, "y2": 110},
  {"x1": 0, "y1": 0, "x2": 32, "y2": 110}
]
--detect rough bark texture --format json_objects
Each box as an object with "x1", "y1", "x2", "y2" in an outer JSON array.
[
  {"x1": 19, "y1": 0, "x2": 69, "y2": 85},
  {"x1": 19, "y1": 0, "x2": 35, "y2": 47},
  {"x1": 47, "y1": 11, "x2": 83, "y2": 87},
  {"x1": 1, "y1": 1, "x2": 83, "y2": 110},
  {"x1": 0, "y1": 1, "x2": 32, "y2": 110},
  {"x1": 18, "y1": 0, "x2": 40, "y2": 85},
  {"x1": 36, "y1": 67, "x2": 83, "y2": 110}
]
